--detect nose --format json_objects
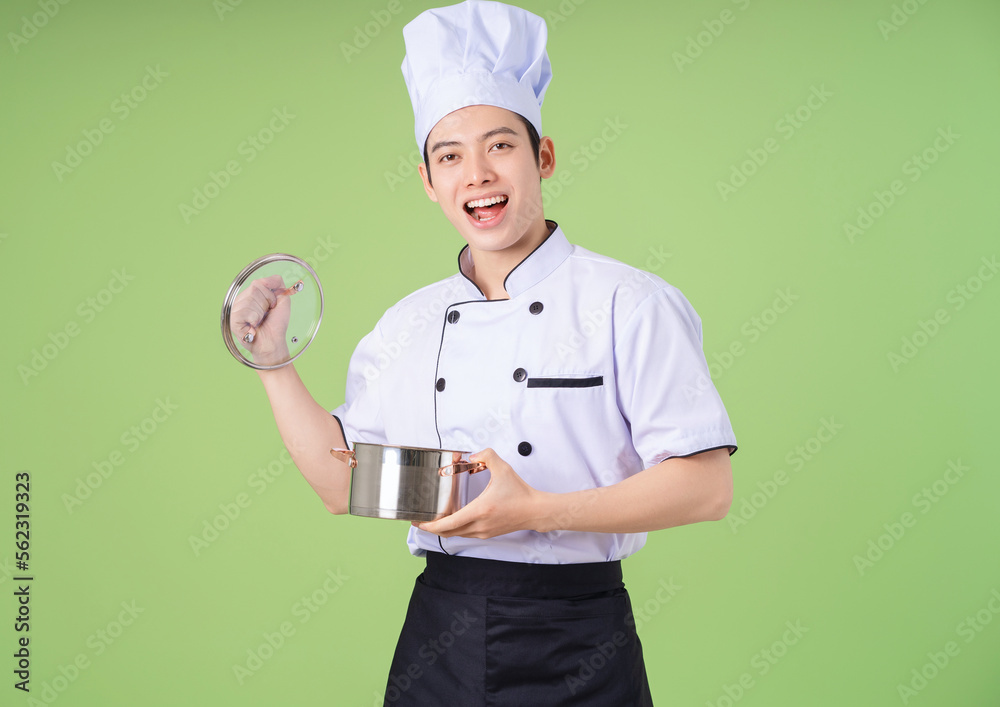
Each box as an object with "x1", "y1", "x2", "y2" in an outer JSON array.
[{"x1": 464, "y1": 151, "x2": 495, "y2": 187}]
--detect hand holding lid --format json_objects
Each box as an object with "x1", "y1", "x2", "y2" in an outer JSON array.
[{"x1": 220, "y1": 254, "x2": 324, "y2": 370}]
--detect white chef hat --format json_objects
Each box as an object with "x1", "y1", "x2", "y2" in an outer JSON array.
[{"x1": 401, "y1": 0, "x2": 552, "y2": 152}]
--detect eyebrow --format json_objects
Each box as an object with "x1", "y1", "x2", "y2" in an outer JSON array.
[{"x1": 429, "y1": 126, "x2": 520, "y2": 155}]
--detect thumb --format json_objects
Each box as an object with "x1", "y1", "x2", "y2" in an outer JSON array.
[{"x1": 469, "y1": 448, "x2": 505, "y2": 473}]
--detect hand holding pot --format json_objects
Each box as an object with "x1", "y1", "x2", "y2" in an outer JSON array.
[
  {"x1": 414, "y1": 448, "x2": 548, "y2": 539},
  {"x1": 332, "y1": 443, "x2": 487, "y2": 521}
]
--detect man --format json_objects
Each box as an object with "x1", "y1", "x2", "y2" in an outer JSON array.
[{"x1": 242, "y1": 1, "x2": 737, "y2": 703}]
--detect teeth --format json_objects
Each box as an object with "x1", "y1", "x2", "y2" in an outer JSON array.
[{"x1": 465, "y1": 195, "x2": 508, "y2": 209}]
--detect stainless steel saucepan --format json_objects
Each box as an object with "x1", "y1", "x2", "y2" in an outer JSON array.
[{"x1": 330, "y1": 443, "x2": 487, "y2": 521}]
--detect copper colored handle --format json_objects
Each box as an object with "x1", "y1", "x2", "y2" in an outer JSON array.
[
  {"x1": 330, "y1": 448, "x2": 357, "y2": 468},
  {"x1": 439, "y1": 461, "x2": 487, "y2": 477}
]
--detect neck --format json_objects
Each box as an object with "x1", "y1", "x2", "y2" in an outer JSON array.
[{"x1": 467, "y1": 220, "x2": 553, "y2": 299}]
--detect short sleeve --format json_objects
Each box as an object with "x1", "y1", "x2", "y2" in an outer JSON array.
[
  {"x1": 330, "y1": 321, "x2": 388, "y2": 446},
  {"x1": 614, "y1": 286, "x2": 737, "y2": 467}
]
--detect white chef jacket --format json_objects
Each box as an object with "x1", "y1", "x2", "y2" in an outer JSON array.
[{"x1": 331, "y1": 223, "x2": 737, "y2": 564}]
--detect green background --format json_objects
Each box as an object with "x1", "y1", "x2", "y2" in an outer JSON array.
[{"x1": 3, "y1": 0, "x2": 999, "y2": 704}]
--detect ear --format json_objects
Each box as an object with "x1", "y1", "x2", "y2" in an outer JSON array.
[
  {"x1": 538, "y1": 136, "x2": 556, "y2": 179},
  {"x1": 418, "y1": 162, "x2": 438, "y2": 203}
]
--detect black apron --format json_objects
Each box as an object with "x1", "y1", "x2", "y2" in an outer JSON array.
[{"x1": 382, "y1": 551, "x2": 653, "y2": 706}]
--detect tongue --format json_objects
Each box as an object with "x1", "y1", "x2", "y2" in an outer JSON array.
[{"x1": 473, "y1": 202, "x2": 505, "y2": 220}]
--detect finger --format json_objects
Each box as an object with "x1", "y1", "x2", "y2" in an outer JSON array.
[
  {"x1": 235, "y1": 275, "x2": 283, "y2": 310},
  {"x1": 231, "y1": 301, "x2": 266, "y2": 342},
  {"x1": 232, "y1": 284, "x2": 274, "y2": 323},
  {"x1": 230, "y1": 303, "x2": 263, "y2": 341},
  {"x1": 417, "y1": 502, "x2": 479, "y2": 536},
  {"x1": 249, "y1": 278, "x2": 280, "y2": 310},
  {"x1": 417, "y1": 515, "x2": 455, "y2": 536},
  {"x1": 256, "y1": 274, "x2": 286, "y2": 289},
  {"x1": 233, "y1": 279, "x2": 285, "y2": 344},
  {"x1": 470, "y1": 447, "x2": 510, "y2": 475},
  {"x1": 469, "y1": 447, "x2": 495, "y2": 463}
]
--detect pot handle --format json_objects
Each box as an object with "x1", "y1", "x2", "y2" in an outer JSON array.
[
  {"x1": 439, "y1": 461, "x2": 487, "y2": 477},
  {"x1": 329, "y1": 448, "x2": 357, "y2": 469}
]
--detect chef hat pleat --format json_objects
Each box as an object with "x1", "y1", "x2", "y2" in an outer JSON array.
[{"x1": 401, "y1": 0, "x2": 552, "y2": 152}]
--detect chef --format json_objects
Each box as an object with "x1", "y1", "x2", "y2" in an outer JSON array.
[{"x1": 247, "y1": 1, "x2": 737, "y2": 704}]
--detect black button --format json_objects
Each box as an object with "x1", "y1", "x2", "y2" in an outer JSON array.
[
  {"x1": 529, "y1": 301, "x2": 544, "y2": 315},
  {"x1": 513, "y1": 368, "x2": 527, "y2": 383},
  {"x1": 435, "y1": 378, "x2": 446, "y2": 391},
  {"x1": 447, "y1": 310, "x2": 460, "y2": 324},
  {"x1": 518, "y1": 442, "x2": 532, "y2": 456}
]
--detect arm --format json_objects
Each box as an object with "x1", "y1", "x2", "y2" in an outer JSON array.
[
  {"x1": 416, "y1": 447, "x2": 733, "y2": 538},
  {"x1": 256, "y1": 364, "x2": 352, "y2": 514},
  {"x1": 534, "y1": 447, "x2": 733, "y2": 533},
  {"x1": 230, "y1": 274, "x2": 353, "y2": 513}
]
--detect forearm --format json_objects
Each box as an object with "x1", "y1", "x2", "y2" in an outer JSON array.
[
  {"x1": 534, "y1": 448, "x2": 733, "y2": 534},
  {"x1": 257, "y1": 365, "x2": 351, "y2": 514}
]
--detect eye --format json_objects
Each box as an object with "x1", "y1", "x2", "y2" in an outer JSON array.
[
  {"x1": 490, "y1": 142, "x2": 512, "y2": 151},
  {"x1": 439, "y1": 153, "x2": 457, "y2": 163}
]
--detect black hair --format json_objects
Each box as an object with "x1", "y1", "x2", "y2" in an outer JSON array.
[{"x1": 422, "y1": 112, "x2": 541, "y2": 187}]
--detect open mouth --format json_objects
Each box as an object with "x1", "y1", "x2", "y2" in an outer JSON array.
[{"x1": 464, "y1": 194, "x2": 509, "y2": 222}]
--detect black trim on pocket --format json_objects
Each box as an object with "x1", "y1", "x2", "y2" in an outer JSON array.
[{"x1": 526, "y1": 375, "x2": 603, "y2": 389}]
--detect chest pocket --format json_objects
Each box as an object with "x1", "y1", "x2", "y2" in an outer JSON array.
[{"x1": 526, "y1": 375, "x2": 603, "y2": 389}]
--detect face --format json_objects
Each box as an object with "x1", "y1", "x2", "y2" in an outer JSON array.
[{"x1": 418, "y1": 105, "x2": 555, "y2": 260}]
